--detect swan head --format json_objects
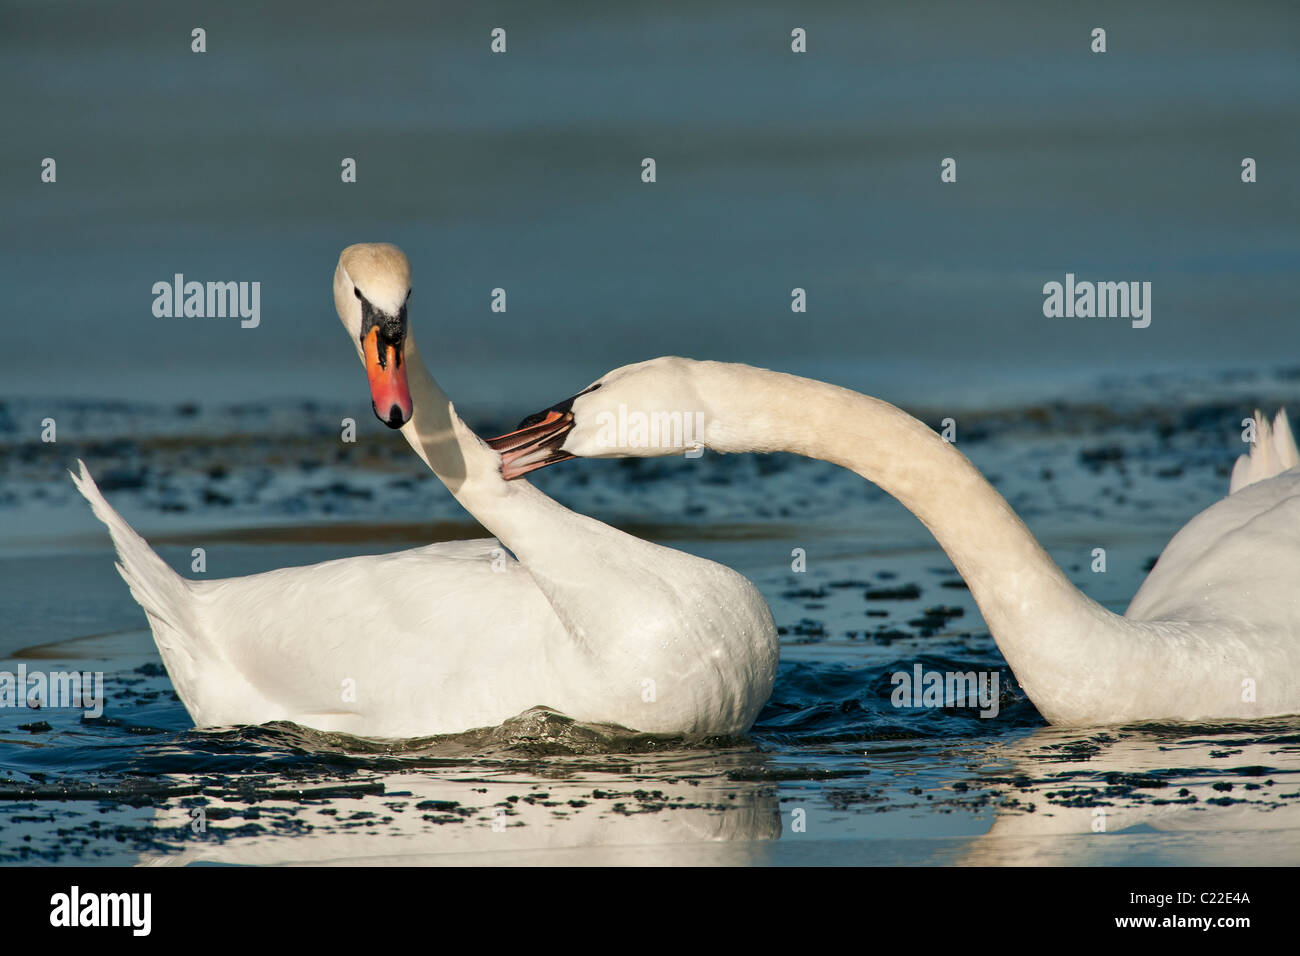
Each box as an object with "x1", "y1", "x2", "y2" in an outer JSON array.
[
  {"x1": 334, "y1": 243, "x2": 414, "y2": 429},
  {"x1": 486, "y1": 357, "x2": 719, "y2": 479}
]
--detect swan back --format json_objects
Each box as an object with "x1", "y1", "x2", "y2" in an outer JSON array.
[{"x1": 1127, "y1": 468, "x2": 1300, "y2": 634}]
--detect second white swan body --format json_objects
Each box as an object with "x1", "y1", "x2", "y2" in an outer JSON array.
[
  {"x1": 497, "y1": 357, "x2": 1300, "y2": 726},
  {"x1": 73, "y1": 248, "x2": 776, "y2": 738}
]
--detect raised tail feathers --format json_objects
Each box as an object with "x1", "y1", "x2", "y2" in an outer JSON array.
[
  {"x1": 1230, "y1": 409, "x2": 1299, "y2": 494},
  {"x1": 69, "y1": 459, "x2": 194, "y2": 637}
]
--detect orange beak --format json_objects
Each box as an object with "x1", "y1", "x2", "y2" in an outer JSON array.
[{"x1": 363, "y1": 326, "x2": 413, "y2": 428}]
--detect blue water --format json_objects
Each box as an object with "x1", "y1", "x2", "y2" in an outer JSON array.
[
  {"x1": 3, "y1": 383, "x2": 1300, "y2": 864},
  {"x1": 3, "y1": 1, "x2": 1297, "y2": 410}
]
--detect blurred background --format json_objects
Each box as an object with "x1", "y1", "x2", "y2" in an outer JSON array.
[{"x1": 4, "y1": 0, "x2": 1297, "y2": 417}]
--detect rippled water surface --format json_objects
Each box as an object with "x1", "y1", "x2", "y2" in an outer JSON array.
[{"x1": 2, "y1": 372, "x2": 1299, "y2": 865}]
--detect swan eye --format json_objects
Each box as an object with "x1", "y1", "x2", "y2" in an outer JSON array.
[{"x1": 353, "y1": 287, "x2": 362, "y2": 300}]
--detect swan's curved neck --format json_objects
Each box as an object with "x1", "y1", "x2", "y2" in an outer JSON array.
[
  {"x1": 700, "y1": 362, "x2": 1118, "y2": 684},
  {"x1": 393, "y1": 337, "x2": 652, "y2": 643},
  {"x1": 394, "y1": 336, "x2": 490, "y2": 491},
  {"x1": 395, "y1": 334, "x2": 558, "y2": 533}
]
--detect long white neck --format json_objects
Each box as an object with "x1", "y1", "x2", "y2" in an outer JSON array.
[
  {"x1": 698, "y1": 362, "x2": 1132, "y2": 705},
  {"x1": 393, "y1": 335, "x2": 491, "y2": 493},
  {"x1": 393, "y1": 337, "x2": 676, "y2": 654},
  {"x1": 395, "y1": 335, "x2": 585, "y2": 553}
]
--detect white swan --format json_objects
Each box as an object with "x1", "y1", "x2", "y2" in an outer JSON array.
[
  {"x1": 493, "y1": 357, "x2": 1300, "y2": 725},
  {"x1": 72, "y1": 247, "x2": 776, "y2": 738}
]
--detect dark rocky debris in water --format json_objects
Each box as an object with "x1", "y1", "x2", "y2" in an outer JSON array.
[{"x1": 865, "y1": 583, "x2": 922, "y2": 601}]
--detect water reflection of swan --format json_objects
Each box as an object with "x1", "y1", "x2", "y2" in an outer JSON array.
[
  {"x1": 137, "y1": 762, "x2": 781, "y2": 866},
  {"x1": 956, "y1": 723, "x2": 1300, "y2": 865},
  {"x1": 135, "y1": 715, "x2": 781, "y2": 865}
]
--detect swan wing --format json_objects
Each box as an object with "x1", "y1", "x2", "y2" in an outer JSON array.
[
  {"x1": 192, "y1": 541, "x2": 567, "y2": 736},
  {"x1": 73, "y1": 462, "x2": 570, "y2": 736},
  {"x1": 1126, "y1": 468, "x2": 1300, "y2": 633}
]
